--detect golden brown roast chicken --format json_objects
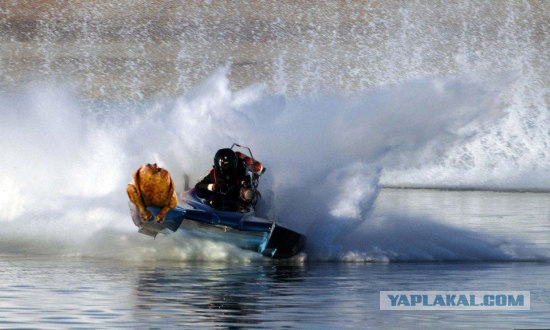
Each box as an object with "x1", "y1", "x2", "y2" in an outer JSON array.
[{"x1": 126, "y1": 163, "x2": 177, "y2": 223}]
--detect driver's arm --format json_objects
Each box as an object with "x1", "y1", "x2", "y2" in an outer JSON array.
[{"x1": 195, "y1": 170, "x2": 216, "y2": 191}]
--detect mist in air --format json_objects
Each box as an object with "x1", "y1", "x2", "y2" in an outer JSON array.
[{"x1": 1, "y1": 0, "x2": 548, "y2": 262}]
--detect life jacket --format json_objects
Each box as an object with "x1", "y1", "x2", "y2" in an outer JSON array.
[
  {"x1": 236, "y1": 151, "x2": 264, "y2": 176},
  {"x1": 209, "y1": 167, "x2": 242, "y2": 197}
]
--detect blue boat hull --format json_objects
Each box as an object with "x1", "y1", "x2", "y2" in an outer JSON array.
[{"x1": 129, "y1": 190, "x2": 305, "y2": 258}]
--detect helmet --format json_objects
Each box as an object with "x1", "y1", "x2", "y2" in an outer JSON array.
[{"x1": 214, "y1": 148, "x2": 238, "y2": 174}]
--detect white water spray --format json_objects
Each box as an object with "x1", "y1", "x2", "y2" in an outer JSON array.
[{"x1": 0, "y1": 1, "x2": 548, "y2": 261}]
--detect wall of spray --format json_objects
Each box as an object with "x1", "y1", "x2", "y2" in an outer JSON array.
[
  {"x1": 0, "y1": 1, "x2": 548, "y2": 261},
  {"x1": 2, "y1": 0, "x2": 548, "y2": 189}
]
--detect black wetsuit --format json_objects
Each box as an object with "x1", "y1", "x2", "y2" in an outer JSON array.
[{"x1": 195, "y1": 164, "x2": 249, "y2": 211}]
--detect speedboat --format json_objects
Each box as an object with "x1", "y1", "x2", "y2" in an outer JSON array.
[
  {"x1": 128, "y1": 144, "x2": 306, "y2": 259},
  {"x1": 129, "y1": 189, "x2": 305, "y2": 258}
]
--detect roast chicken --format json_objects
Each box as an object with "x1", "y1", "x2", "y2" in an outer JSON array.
[{"x1": 127, "y1": 163, "x2": 177, "y2": 223}]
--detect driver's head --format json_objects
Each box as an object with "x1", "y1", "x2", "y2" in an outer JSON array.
[{"x1": 214, "y1": 148, "x2": 238, "y2": 174}]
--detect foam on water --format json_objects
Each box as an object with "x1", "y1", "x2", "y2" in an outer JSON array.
[
  {"x1": 1, "y1": 1, "x2": 548, "y2": 261},
  {"x1": 1, "y1": 68, "x2": 547, "y2": 262}
]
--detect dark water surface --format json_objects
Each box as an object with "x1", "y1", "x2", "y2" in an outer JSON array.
[
  {"x1": 1, "y1": 256, "x2": 549, "y2": 329},
  {"x1": 1, "y1": 189, "x2": 549, "y2": 328}
]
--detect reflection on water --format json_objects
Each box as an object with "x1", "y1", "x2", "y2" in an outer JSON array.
[
  {"x1": 0, "y1": 190, "x2": 548, "y2": 328},
  {"x1": 129, "y1": 261, "x2": 550, "y2": 329},
  {"x1": 0, "y1": 257, "x2": 549, "y2": 328},
  {"x1": 131, "y1": 263, "x2": 306, "y2": 328}
]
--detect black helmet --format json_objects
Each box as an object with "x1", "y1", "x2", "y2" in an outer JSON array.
[{"x1": 214, "y1": 148, "x2": 238, "y2": 174}]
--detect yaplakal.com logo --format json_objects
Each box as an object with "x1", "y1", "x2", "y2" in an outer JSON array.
[{"x1": 380, "y1": 291, "x2": 530, "y2": 310}]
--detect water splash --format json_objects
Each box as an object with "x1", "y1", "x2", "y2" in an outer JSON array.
[
  {"x1": 0, "y1": 1, "x2": 548, "y2": 261},
  {"x1": 1, "y1": 68, "x2": 545, "y2": 261},
  {"x1": 1, "y1": 1, "x2": 548, "y2": 96}
]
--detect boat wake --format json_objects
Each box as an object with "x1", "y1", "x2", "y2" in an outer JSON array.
[{"x1": 0, "y1": 70, "x2": 548, "y2": 262}]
